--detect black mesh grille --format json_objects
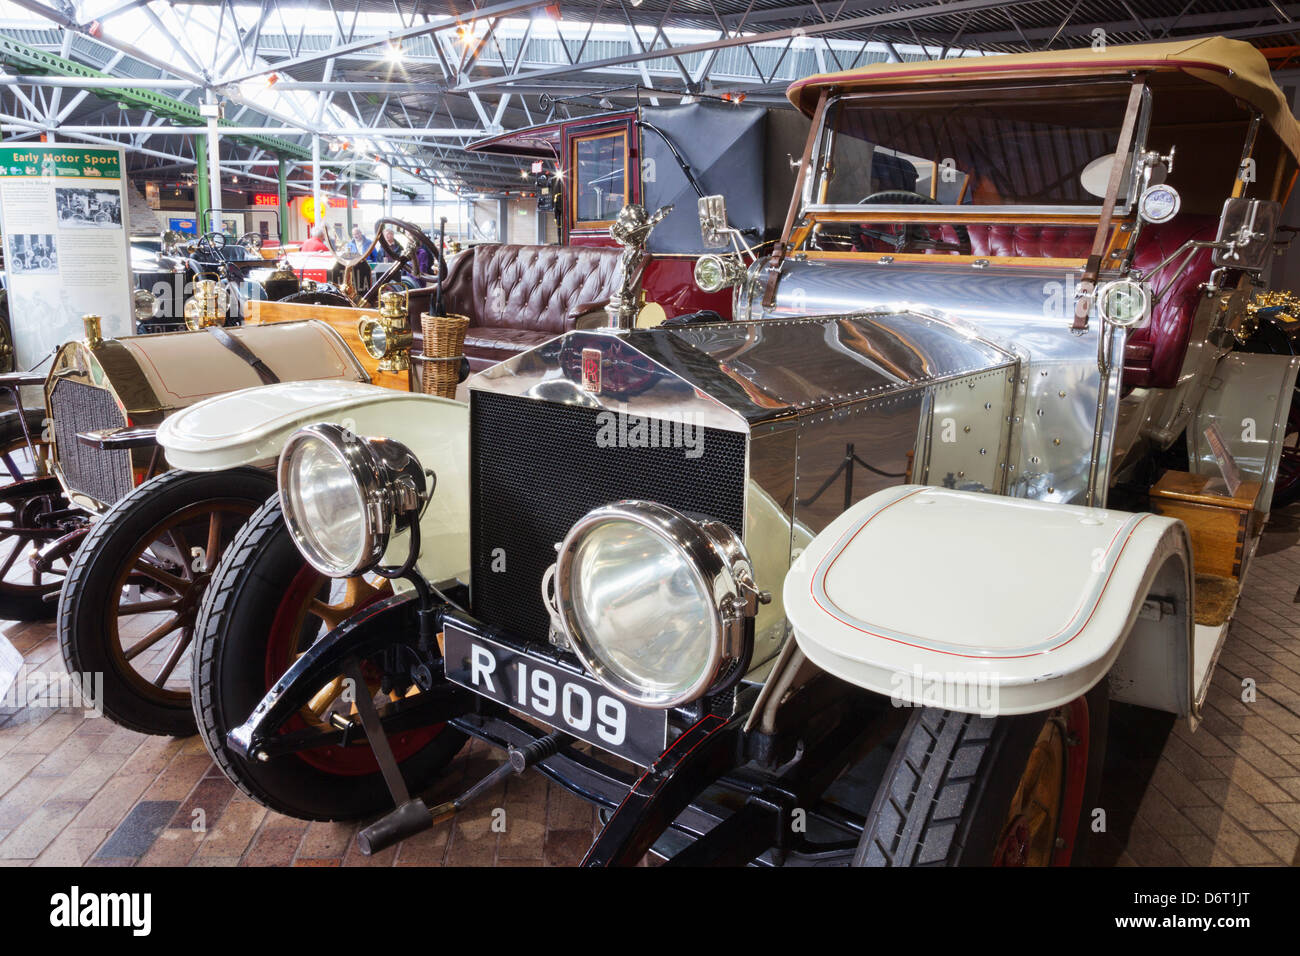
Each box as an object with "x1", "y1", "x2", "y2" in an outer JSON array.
[
  {"x1": 471, "y1": 390, "x2": 747, "y2": 642},
  {"x1": 50, "y1": 379, "x2": 133, "y2": 507}
]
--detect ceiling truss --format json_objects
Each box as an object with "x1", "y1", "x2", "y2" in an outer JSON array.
[{"x1": 0, "y1": 0, "x2": 1296, "y2": 196}]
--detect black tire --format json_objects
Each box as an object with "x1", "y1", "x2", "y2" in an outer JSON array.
[
  {"x1": 58, "y1": 467, "x2": 277, "y2": 736},
  {"x1": 854, "y1": 682, "x2": 1108, "y2": 866},
  {"x1": 192, "y1": 496, "x2": 466, "y2": 820}
]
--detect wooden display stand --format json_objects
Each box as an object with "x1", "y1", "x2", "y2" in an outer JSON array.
[{"x1": 1149, "y1": 470, "x2": 1261, "y2": 580}]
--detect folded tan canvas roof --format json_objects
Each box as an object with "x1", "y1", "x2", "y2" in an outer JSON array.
[{"x1": 785, "y1": 36, "x2": 1300, "y2": 165}]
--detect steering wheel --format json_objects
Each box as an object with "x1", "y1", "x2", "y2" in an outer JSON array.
[
  {"x1": 856, "y1": 190, "x2": 972, "y2": 256},
  {"x1": 337, "y1": 218, "x2": 447, "y2": 306},
  {"x1": 195, "y1": 230, "x2": 227, "y2": 259}
]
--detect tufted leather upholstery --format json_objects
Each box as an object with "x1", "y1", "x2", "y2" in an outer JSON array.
[
  {"x1": 937, "y1": 223, "x2": 1095, "y2": 259},
  {"x1": 438, "y1": 243, "x2": 623, "y2": 370},
  {"x1": 1124, "y1": 217, "x2": 1217, "y2": 390},
  {"x1": 935, "y1": 218, "x2": 1217, "y2": 390}
]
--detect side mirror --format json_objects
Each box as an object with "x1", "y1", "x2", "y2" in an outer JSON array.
[
  {"x1": 1213, "y1": 197, "x2": 1281, "y2": 272},
  {"x1": 699, "y1": 195, "x2": 730, "y2": 249}
]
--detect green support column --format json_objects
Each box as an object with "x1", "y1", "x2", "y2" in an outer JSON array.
[
  {"x1": 277, "y1": 158, "x2": 288, "y2": 241},
  {"x1": 194, "y1": 134, "x2": 210, "y2": 229}
]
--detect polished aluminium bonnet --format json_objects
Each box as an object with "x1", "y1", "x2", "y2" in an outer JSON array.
[{"x1": 470, "y1": 311, "x2": 1020, "y2": 672}]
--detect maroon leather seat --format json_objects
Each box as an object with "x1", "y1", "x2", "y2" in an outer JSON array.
[
  {"x1": 437, "y1": 243, "x2": 623, "y2": 371},
  {"x1": 936, "y1": 218, "x2": 1217, "y2": 389},
  {"x1": 1123, "y1": 217, "x2": 1217, "y2": 389}
]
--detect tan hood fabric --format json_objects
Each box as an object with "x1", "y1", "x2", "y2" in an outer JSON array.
[{"x1": 785, "y1": 37, "x2": 1300, "y2": 164}]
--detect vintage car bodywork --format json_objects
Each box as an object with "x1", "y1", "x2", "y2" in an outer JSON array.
[
  {"x1": 157, "y1": 380, "x2": 470, "y2": 586},
  {"x1": 467, "y1": 100, "x2": 808, "y2": 320},
  {"x1": 195, "y1": 37, "x2": 1300, "y2": 866},
  {"x1": 45, "y1": 295, "x2": 453, "y2": 735},
  {"x1": 44, "y1": 320, "x2": 367, "y2": 513}
]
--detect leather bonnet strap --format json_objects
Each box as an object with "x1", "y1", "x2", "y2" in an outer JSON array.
[{"x1": 206, "y1": 327, "x2": 281, "y2": 385}]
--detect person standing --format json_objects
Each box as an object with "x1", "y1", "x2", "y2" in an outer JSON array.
[
  {"x1": 345, "y1": 225, "x2": 369, "y2": 257},
  {"x1": 300, "y1": 224, "x2": 329, "y2": 252}
]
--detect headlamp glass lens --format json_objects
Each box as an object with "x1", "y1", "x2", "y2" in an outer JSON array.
[
  {"x1": 286, "y1": 435, "x2": 367, "y2": 574},
  {"x1": 568, "y1": 518, "x2": 715, "y2": 699}
]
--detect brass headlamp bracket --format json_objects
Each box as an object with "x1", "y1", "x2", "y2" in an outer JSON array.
[{"x1": 357, "y1": 285, "x2": 413, "y2": 372}]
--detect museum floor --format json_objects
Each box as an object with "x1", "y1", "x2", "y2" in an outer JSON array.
[{"x1": 2, "y1": 507, "x2": 1300, "y2": 868}]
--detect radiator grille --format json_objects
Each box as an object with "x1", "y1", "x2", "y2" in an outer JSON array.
[
  {"x1": 50, "y1": 379, "x2": 133, "y2": 507},
  {"x1": 470, "y1": 390, "x2": 747, "y2": 642}
]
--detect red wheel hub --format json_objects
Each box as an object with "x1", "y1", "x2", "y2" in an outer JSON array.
[{"x1": 263, "y1": 563, "x2": 439, "y2": 776}]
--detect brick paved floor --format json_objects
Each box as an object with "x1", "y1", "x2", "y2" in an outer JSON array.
[{"x1": 3, "y1": 510, "x2": 1300, "y2": 866}]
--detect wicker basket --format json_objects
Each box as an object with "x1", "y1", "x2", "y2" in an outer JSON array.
[{"x1": 420, "y1": 311, "x2": 469, "y2": 398}]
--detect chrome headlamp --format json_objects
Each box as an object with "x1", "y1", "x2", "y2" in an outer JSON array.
[
  {"x1": 278, "y1": 422, "x2": 432, "y2": 577},
  {"x1": 133, "y1": 288, "x2": 159, "y2": 322},
  {"x1": 692, "y1": 253, "x2": 745, "y2": 294},
  {"x1": 553, "y1": 501, "x2": 764, "y2": 709}
]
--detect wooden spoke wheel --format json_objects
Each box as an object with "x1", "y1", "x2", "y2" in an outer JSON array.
[
  {"x1": 59, "y1": 468, "x2": 277, "y2": 736},
  {"x1": 993, "y1": 711, "x2": 1069, "y2": 866},
  {"x1": 0, "y1": 407, "x2": 53, "y2": 485},
  {"x1": 108, "y1": 500, "x2": 259, "y2": 698},
  {"x1": 0, "y1": 476, "x2": 78, "y2": 621}
]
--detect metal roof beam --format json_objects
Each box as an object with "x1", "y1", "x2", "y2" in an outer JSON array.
[
  {"x1": 223, "y1": 0, "x2": 556, "y2": 85},
  {"x1": 452, "y1": 0, "x2": 1030, "y2": 92},
  {"x1": 6, "y1": 0, "x2": 210, "y2": 86},
  {"x1": 924, "y1": 3, "x2": 1300, "y2": 47},
  {"x1": 0, "y1": 34, "x2": 313, "y2": 159}
]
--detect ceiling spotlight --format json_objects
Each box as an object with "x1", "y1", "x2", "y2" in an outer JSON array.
[
  {"x1": 266, "y1": 72, "x2": 279, "y2": 88},
  {"x1": 520, "y1": 169, "x2": 529, "y2": 179},
  {"x1": 385, "y1": 41, "x2": 404, "y2": 63},
  {"x1": 455, "y1": 24, "x2": 473, "y2": 45}
]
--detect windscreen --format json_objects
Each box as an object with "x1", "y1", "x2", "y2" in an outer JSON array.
[{"x1": 816, "y1": 81, "x2": 1137, "y2": 209}]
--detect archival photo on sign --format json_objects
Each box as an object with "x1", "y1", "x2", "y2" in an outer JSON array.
[
  {"x1": 6, "y1": 233, "x2": 57, "y2": 273},
  {"x1": 55, "y1": 186, "x2": 123, "y2": 227}
]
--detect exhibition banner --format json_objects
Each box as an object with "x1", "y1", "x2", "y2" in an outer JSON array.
[{"x1": 0, "y1": 143, "x2": 134, "y2": 374}]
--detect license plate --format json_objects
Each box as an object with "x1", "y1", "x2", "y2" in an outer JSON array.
[{"x1": 443, "y1": 625, "x2": 667, "y2": 767}]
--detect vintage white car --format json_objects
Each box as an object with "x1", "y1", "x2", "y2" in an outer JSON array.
[{"x1": 164, "y1": 37, "x2": 1300, "y2": 866}]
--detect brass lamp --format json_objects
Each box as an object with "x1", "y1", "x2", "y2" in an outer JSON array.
[
  {"x1": 356, "y1": 285, "x2": 413, "y2": 372},
  {"x1": 183, "y1": 279, "x2": 229, "y2": 330},
  {"x1": 82, "y1": 314, "x2": 103, "y2": 349}
]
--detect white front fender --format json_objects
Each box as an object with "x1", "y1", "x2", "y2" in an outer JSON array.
[
  {"x1": 158, "y1": 381, "x2": 469, "y2": 585},
  {"x1": 783, "y1": 485, "x2": 1194, "y2": 717}
]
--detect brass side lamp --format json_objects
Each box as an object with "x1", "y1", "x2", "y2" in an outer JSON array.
[{"x1": 356, "y1": 285, "x2": 413, "y2": 372}]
